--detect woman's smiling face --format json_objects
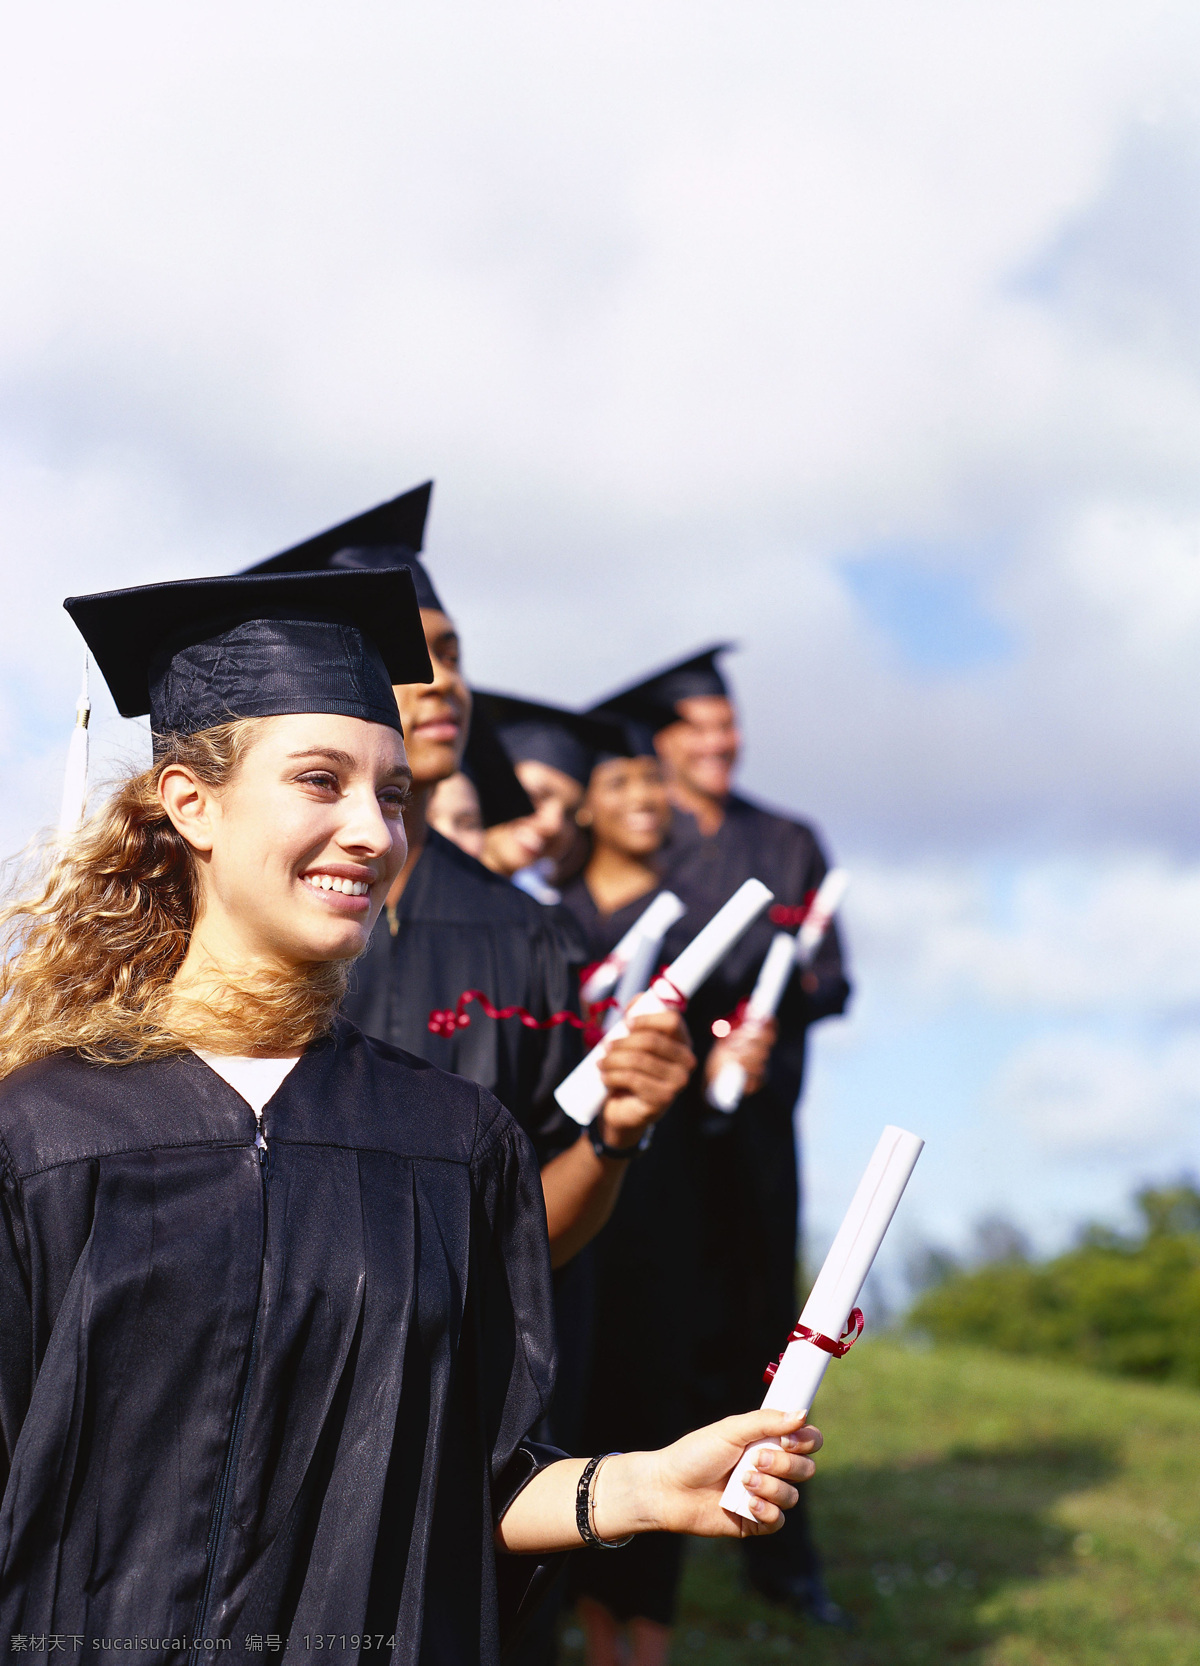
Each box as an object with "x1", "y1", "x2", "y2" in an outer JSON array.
[
  {"x1": 161, "y1": 712, "x2": 411, "y2": 969},
  {"x1": 583, "y1": 755, "x2": 671, "y2": 858}
]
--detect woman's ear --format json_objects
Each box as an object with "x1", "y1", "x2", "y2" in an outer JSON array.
[{"x1": 159, "y1": 765, "x2": 218, "y2": 854}]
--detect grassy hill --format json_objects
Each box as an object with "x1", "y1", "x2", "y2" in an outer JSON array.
[{"x1": 563, "y1": 1340, "x2": 1200, "y2": 1664}]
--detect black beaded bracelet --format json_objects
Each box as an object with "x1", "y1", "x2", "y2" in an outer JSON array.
[
  {"x1": 587, "y1": 1115, "x2": 651, "y2": 1162},
  {"x1": 575, "y1": 1452, "x2": 634, "y2": 1549}
]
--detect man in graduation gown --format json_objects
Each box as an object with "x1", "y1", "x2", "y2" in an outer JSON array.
[
  {"x1": 246, "y1": 488, "x2": 695, "y2": 1272},
  {"x1": 589, "y1": 648, "x2": 852, "y2": 1623}
]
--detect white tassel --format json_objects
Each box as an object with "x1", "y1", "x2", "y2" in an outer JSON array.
[{"x1": 57, "y1": 654, "x2": 91, "y2": 838}]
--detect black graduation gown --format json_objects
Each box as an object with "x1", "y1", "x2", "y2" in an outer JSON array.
[
  {"x1": 557, "y1": 881, "x2": 698, "y2": 1626},
  {"x1": 340, "y1": 829, "x2": 595, "y2": 1659},
  {"x1": 342, "y1": 831, "x2": 583, "y2": 1171},
  {"x1": 0, "y1": 1019, "x2": 561, "y2": 1661}
]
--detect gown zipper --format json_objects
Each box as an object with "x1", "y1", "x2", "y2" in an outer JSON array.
[{"x1": 191, "y1": 1118, "x2": 269, "y2": 1655}]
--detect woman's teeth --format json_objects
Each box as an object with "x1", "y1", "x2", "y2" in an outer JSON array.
[{"x1": 304, "y1": 874, "x2": 370, "y2": 896}]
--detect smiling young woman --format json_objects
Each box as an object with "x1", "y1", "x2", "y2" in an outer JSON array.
[{"x1": 0, "y1": 568, "x2": 819, "y2": 1663}]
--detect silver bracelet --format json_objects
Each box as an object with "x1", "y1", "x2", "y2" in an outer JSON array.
[{"x1": 575, "y1": 1452, "x2": 634, "y2": 1549}]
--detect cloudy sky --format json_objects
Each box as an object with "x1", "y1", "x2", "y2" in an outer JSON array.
[{"x1": 3, "y1": 0, "x2": 1200, "y2": 1281}]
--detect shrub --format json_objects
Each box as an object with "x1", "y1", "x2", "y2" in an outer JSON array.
[{"x1": 909, "y1": 1184, "x2": 1200, "y2": 1386}]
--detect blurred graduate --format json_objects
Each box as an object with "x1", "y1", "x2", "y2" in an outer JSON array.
[
  {"x1": 563, "y1": 647, "x2": 851, "y2": 1654},
  {"x1": 470, "y1": 691, "x2": 616, "y2": 905}
]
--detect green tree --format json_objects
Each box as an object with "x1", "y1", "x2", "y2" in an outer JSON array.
[{"x1": 909, "y1": 1184, "x2": 1200, "y2": 1386}]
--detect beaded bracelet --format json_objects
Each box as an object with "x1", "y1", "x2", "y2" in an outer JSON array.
[{"x1": 575, "y1": 1452, "x2": 634, "y2": 1549}]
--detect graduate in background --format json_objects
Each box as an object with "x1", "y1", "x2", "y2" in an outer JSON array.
[
  {"x1": 427, "y1": 770, "x2": 485, "y2": 858},
  {"x1": 245, "y1": 487, "x2": 695, "y2": 1270},
  {"x1": 588, "y1": 647, "x2": 852, "y2": 1629},
  {"x1": 474, "y1": 692, "x2": 627, "y2": 905}
]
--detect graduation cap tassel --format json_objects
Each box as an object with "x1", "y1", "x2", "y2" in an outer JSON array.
[{"x1": 57, "y1": 653, "x2": 91, "y2": 838}]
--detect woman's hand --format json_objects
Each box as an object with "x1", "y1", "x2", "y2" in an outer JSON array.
[
  {"x1": 494, "y1": 1411, "x2": 820, "y2": 1554},
  {"x1": 595, "y1": 1010, "x2": 695, "y2": 1147},
  {"x1": 705, "y1": 1016, "x2": 777, "y2": 1099},
  {"x1": 594, "y1": 1411, "x2": 821, "y2": 1541}
]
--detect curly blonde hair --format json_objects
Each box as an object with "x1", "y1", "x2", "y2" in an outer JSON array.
[{"x1": 0, "y1": 720, "x2": 349, "y2": 1078}]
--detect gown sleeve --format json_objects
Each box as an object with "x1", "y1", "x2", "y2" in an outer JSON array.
[
  {"x1": 469, "y1": 1093, "x2": 570, "y2": 1650},
  {"x1": 0, "y1": 1153, "x2": 32, "y2": 1501}
]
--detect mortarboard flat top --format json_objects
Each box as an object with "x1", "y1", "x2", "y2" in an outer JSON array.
[
  {"x1": 65, "y1": 568, "x2": 432, "y2": 740},
  {"x1": 587, "y1": 643, "x2": 735, "y2": 735},
  {"x1": 473, "y1": 691, "x2": 631, "y2": 788},
  {"x1": 244, "y1": 482, "x2": 445, "y2": 614}
]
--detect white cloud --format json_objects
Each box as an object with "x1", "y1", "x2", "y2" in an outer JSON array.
[
  {"x1": 991, "y1": 1030, "x2": 1200, "y2": 1156},
  {"x1": 845, "y1": 853, "x2": 1200, "y2": 1014}
]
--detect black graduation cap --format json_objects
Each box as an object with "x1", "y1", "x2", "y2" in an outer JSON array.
[
  {"x1": 460, "y1": 700, "x2": 536, "y2": 827},
  {"x1": 473, "y1": 691, "x2": 631, "y2": 788},
  {"x1": 588, "y1": 644, "x2": 735, "y2": 736},
  {"x1": 243, "y1": 482, "x2": 445, "y2": 614},
  {"x1": 64, "y1": 568, "x2": 432, "y2": 740}
]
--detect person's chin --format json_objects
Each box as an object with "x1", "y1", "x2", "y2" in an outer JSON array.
[
  {"x1": 291, "y1": 906, "x2": 375, "y2": 961},
  {"x1": 693, "y1": 767, "x2": 733, "y2": 797},
  {"x1": 408, "y1": 738, "x2": 463, "y2": 784},
  {"x1": 299, "y1": 924, "x2": 372, "y2": 963}
]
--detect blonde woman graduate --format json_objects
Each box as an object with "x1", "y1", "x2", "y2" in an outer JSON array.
[{"x1": 0, "y1": 568, "x2": 820, "y2": 1661}]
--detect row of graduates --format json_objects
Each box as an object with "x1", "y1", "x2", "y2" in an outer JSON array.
[
  {"x1": 0, "y1": 480, "x2": 846, "y2": 1663},
  {"x1": 251, "y1": 482, "x2": 852, "y2": 1660}
]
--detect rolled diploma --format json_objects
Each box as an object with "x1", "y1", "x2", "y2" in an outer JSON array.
[
  {"x1": 719, "y1": 1123, "x2": 924, "y2": 1521},
  {"x1": 706, "y1": 932, "x2": 796, "y2": 1111},
  {"x1": 604, "y1": 892, "x2": 687, "y2": 1032},
  {"x1": 707, "y1": 870, "x2": 850, "y2": 1113},
  {"x1": 794, "y1": 867, "x2": 849, "y2": 968},
  {"x1": 580, "y1": 890, "x2": 685, "y2": 1008},
  {"x1": 555, "y1": 878, "x2": 774, "y2": 1125}
]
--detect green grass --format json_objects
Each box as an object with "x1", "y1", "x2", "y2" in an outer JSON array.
[{"x1": 563, "y1": 1341, "x2": 1200, "y2": 1664}]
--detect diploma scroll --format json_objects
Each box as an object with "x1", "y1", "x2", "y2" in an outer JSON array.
[
  {"x1": 605, "y1": 893, "x2": 687, "y2": 1033},
  {"x1": 580, "y1": 891, "x2": 686, "y2": 1009},
  {"x1": 706, "y1": 869, "x2": 849, "y2": 1114},
  {"x1": 555, "y1": 879, "x2": 774, "y2": 1125},
  {"x1": 719, "y1": 1124, "x2": 924, "y2": 1522},
  {"x1": 793, "y1": 867, "x2": 849, "y2": 967}
]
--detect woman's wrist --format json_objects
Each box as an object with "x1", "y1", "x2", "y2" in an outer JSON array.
[{"x1": 588, "y1": 1450, "x2": 664, "y2": 1540}]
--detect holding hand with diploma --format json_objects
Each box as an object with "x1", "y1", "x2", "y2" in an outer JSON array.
[
  {"x1": 495, "y1": 1410, "x2": 822, "y2": 1552},
  {"x1": 705, "y1": 1011, "x2": 778, "y2": 1101}
]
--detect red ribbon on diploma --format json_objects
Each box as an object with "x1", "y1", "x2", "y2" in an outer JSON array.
[
  {"x1": 768, "y1": 890, "x2": 818, "y2": 930},
  {"x1": 428, "y1": 991, "x2": 589, "y2": 1038},
  {"x1": 428, "y1": 970, "x2": 690, "y2": 1044},
  {"x1": 648, "y1": 972, "x2": 688, "y2": 1013},
  {"x1": 762, "y1": 1307, "x2": 865, "y2": 1385}
]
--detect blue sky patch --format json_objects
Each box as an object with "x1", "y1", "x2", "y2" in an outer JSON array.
[{"x1": 841, "y1": 551, "x2": 1017, "y2": 673}]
